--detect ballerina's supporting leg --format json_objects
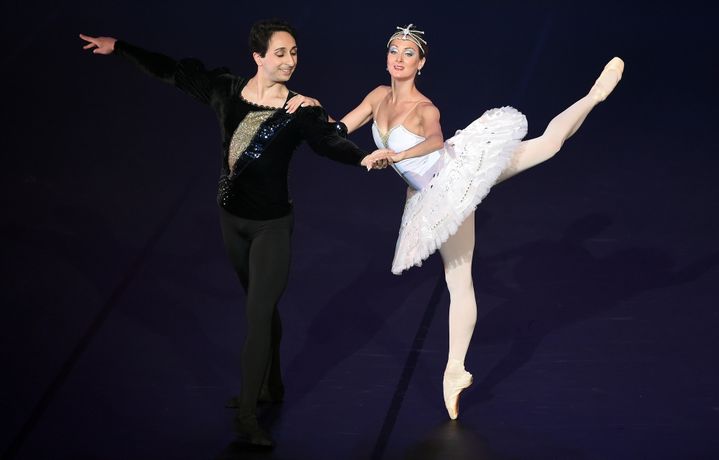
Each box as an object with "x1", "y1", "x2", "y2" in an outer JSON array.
[
  {"x1": 439, "y1": 211, "x2": 478, "y2": 419},
  {"x1": 497, "y1": 57, "x2": 624, "y2": 183}
]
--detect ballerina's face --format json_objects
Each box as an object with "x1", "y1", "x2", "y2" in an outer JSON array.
[{"x1": 386, "y1": 38, "x2": 425, "y2": 80}]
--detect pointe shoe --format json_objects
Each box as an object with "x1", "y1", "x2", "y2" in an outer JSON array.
[
  {"x1": 590, "y1": 57, "x2": 624, "y2": 103},
  {"x1": 234, "y1": 415, "x2": 274, "y2": 448},
  {"x1": 443, "y1": 363, "x2": 473, "y2": 420}
]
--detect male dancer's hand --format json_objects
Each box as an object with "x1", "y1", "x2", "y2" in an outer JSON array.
[
  {"x1": 79, "y1": 34, "x2": 117, "y2": 55},
  {"x1": 285, "y1": 95, "x2": 320, "y2": 114}
]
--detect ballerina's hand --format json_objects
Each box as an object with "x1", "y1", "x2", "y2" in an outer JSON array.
[
  {"x1": 361, "y1": 149, "x2": 394, "y2": 171},
  {"x1": 388, "y1": 151, "x2": 407, "y2": 163},
  {"x1": 285, "y1": 94, "x2": 321, "y2": 113},
  {"x1": 79, "y1": 33, "x2": 117, "y2": 55}
]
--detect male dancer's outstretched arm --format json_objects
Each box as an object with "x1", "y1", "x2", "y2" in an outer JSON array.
[{"x1": 80, "y1": 34, "x2": 312, "y2": 112}]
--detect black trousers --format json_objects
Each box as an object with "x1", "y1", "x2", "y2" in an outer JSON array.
[{"x1": 219, "y1": 207, "x2": 293, "y2": 418}]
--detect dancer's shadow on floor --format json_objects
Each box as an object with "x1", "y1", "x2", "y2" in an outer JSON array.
[
  {"x1": 401, "y1": 421, "x2": 502, "y2": 460},
  {"x1": 464, "y1": 213, "x2": 719, "y2": 408},
  {"x1": 215, "y1": 441, "x2": 278, "y2": 460},
  {"x1": 400, "y1": 419, "x2": 591, "y2": 460},
  {"x1": 277, "y1": 194, "x2": 442, "y2": 407}
]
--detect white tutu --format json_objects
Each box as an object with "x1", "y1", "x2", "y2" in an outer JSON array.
[{"x1": 390, "y1": 106, "x2": 527, "y2": 274}]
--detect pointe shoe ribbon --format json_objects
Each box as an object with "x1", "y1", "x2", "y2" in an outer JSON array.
[
  {"x1": 590, "y1": 57, "x2": 624, "y2": 103},
  {"x1": 443, "y1": 366, "x2": 473, "y2": 420}
]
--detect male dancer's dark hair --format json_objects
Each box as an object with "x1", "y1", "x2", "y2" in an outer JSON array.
[{"x1": 248, "y1": 19, "x2": 297, "y2": 56}]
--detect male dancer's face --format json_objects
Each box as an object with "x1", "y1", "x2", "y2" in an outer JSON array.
[{"x1": 255, "y1": 31, "x2": 297, "y2": 83}]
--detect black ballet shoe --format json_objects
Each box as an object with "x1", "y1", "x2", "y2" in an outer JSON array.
[
  {"x1": 234, "y1": 415, "x2": 274, "y2": 448},
  {"x1": 259, "y1": 384, "x2": 285, "y2": 404},
  {"x1": 225, "y1": 386, "x2": 284, "y2": 409},
  {"x1": 225, "y1": 395, "x2": 240, "y2": 409}
]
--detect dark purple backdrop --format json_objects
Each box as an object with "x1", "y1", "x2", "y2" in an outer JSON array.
[{"x1": 2, "y1": 1, "x2": 718, "y2": 459}]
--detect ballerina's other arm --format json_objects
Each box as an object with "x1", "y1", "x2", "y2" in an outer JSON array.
[{"x1": 340, "y1": 86, "x2": 388, "y2": 134}]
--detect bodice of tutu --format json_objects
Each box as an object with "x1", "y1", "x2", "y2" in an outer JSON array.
[{"x1": 371, "y1": 121, "x2": 443, "y2": 190}]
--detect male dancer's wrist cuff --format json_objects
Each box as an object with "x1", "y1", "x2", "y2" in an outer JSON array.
[{"x1": 332, "y1": 121, "x2": 348, "y2": 138}]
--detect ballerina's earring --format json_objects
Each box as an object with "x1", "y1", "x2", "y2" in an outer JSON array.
[{"x1": 418, "y1": 68, "x2": 422, "y2": 75}]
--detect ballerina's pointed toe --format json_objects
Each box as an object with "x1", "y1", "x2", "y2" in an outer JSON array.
[
  {"x1": 590, "y1": 56, "x2": 625, "y2": 103},
  {"x1": 443, "y1": 368, "x2": 473, "y2": 420}
]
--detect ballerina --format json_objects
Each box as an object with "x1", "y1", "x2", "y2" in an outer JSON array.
[{"x1": 351, "y1": 24, "x2": 624, "y2": 419}]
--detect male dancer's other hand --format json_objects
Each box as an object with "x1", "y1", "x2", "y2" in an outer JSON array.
[
  {"x1": 361, "y1": 149, "x2": 394, "y2": 171},
  {"x1": 79, "y1": 34, "x2": 117, "y2": 55},
  {"x1": 285, "y1": 95, "x2": 320, "y2": 114}
]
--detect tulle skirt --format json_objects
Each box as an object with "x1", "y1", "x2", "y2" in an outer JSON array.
[{"x1": 391, "y1": 106, "x2": 528, "y2": 275}]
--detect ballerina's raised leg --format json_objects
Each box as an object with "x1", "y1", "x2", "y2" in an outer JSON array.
[{"x1": 498, "y1": 57, "x2": 624, "y2": 182}]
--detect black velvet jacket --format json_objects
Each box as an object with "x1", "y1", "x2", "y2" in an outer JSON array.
[{"x1": 114, "y1": 41, "x2": 366, "y2": 220}]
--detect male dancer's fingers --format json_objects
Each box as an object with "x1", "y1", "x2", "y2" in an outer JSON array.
[
  {"x1": 373, "y1": 159, "x2": 388, "y2": 169},
  {"x1": 79, "y1": 35, "x2": 116, "y2": 55},
  {"x1": 79, "y1": 34, "x2": 96, "y2": 44},
  {"x1": 365, "y1": 149, "x2": 393, "y2": 170},
  {"x1": 366, "y1": 158, "x2": 382, "y2": 171}
]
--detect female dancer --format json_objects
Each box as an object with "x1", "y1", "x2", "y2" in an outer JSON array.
[{"x1": 353, "y1": 24, "x2": 624, "y2": 419}]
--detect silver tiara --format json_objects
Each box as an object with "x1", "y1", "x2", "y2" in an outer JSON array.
[{"x1": 386, "y1": 24, "x2": 427, "y2": 53}]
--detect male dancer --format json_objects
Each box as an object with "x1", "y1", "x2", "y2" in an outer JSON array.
[{"x1": 80, "y1": 19, "x2": 387, "y2": 447}]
